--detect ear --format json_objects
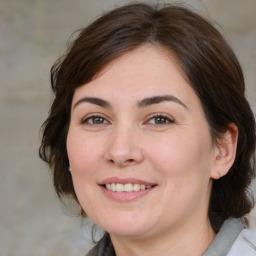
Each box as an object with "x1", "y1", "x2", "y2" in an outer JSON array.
[{"x1": 211, "y1": 123, "x2": 238, "y2": 179}]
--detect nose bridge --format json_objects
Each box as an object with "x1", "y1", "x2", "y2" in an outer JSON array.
[{"x1": 105, "y1": 120, "x2": 144, "y2": 166}]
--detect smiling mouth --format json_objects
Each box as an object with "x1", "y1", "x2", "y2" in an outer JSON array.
[{"x1": 104, "y1": 183, "x2": 155, "y2": 192}]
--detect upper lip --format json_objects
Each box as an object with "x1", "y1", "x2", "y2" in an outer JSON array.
[{"x1": 99, "y1": 177, "x2": 157, "y2": 186}]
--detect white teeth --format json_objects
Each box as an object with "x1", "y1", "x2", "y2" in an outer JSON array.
[
  {"x1": 134, "y1": 184, "x2": 140, "y2": 191},
  {"x1": 105, "y1": 183, "x2": 153, "y2": 192},
  {"x1": 115, "y1": 183, "x2": 124, "y2": 192},
  {"x1": 111, "y1": 183, "x2": 116, "y2": 191},
  {"x1": 124, "y1": 183, "x2": 133, "y2": 192}
]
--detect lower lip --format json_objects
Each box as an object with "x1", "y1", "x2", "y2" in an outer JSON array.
[{"x1": 100, "y1": 186, "x2": 156, "y2": 201}]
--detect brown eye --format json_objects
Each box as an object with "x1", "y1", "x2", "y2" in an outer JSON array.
[
  {"x1": 147, "y1": 115, "x2": 174, "y2": 125},
  {"x1": 82, "y1": 115, "x2": 108, "y2": 125}
]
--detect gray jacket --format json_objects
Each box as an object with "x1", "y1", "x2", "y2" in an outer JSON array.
[{"x1": 86, "y1": 218, "x2": 256, "y2": 256}]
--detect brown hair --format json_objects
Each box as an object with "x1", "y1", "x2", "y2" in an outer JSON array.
[{"x1": 39, "y1": 3, "x2": 256, "y2": 232}]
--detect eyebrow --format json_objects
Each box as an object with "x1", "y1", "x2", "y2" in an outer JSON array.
[
  {"x1": 137, "y1": 95, "x2": 188, "y2": 109},
  {"x1": 73, "y1": 95, "x2": 188, "y2": 110},
  {"x1": 73, "y1": 97, "x2": 111, "y2": 109}
]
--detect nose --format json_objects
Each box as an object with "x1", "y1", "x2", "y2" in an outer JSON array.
[{"x1": 104, "y1": 125, "x2": 144, "y2": 167}]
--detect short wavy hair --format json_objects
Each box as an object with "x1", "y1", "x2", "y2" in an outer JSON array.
[{"x1": 39, "y1": 3, "x2": 256, "y2": 232}]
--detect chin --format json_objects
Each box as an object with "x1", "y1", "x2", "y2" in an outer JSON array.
[
  {"x1": 107, "y1": 226, "x2": 150, "y2": 238},
  {"x1": 97, "y1": 215, "x2": 155, "y2": 238}
]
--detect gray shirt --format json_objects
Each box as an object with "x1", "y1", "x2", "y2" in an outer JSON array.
[
  {"x1": 203, "y1": 218, "x2": 244, "y2": 256},
  {"x1": 86, "y1": 218, "x2": 255, "y2": 256}
]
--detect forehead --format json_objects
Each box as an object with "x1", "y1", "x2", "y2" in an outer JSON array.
[
  {"x1": 72, "y1": 45, "x2": 200, "y2": 109},
  {"x1": 95, "y1": 44, "x2": 186, "y2": 83}
]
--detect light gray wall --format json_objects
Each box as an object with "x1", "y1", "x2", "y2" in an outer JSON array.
[{"x1": 1, "y1": 0, "x2": 255, "y2": 255}]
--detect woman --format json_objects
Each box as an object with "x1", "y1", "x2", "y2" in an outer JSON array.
[{"x1": 39, "y1": 3, "x2": 256, "y2": 255}]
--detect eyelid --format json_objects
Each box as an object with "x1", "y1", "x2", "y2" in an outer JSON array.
[
  {"x1": 145, "y1": 113, "x2": 175, "y2": 125},
  {"x1": 78, "y1": 112, "x2": 175, "y2": 126},
  {"x1": 80, "y1": 113, "x2": 111, "y2": 125}
]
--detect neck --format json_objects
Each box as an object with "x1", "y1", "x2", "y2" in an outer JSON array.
[{"x1": 110, "y1": 217, "x2": 216, "y2": 256}]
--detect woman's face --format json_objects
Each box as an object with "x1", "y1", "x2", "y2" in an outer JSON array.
[{"x1": 67, "y1": 45, "x2": 220, "y2": 239}]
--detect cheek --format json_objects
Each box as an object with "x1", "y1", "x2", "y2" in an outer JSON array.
[
  {"x1": 66, "y1": 132, "x2": 103, "y2": 210},
  {"x1": 147, "y1": 132, "x2": 213, "y2": 185},
  {"x1": 66, "y1": 131, "x2": 100, "y2": 176},
  {"x1": 149, "y1": 135, "x2": 213, "y2": 217},
  {"x1": 148, "y1": 136, "x2": 195, "y2": 171}
]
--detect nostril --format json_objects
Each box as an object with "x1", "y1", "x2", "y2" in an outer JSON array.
[{"x1": 107, "y1": 158, "x2": 135, "y2": 166}]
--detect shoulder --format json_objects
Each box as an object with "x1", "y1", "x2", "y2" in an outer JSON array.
[
  {"x1": 86, "y1": 244, "x2": 99, "y2": 256},
  {"x1": 227, "y1": 229, "x2": 256, "y2": 256},
  {"x1": 85, "y1": 233, "x2": 114, "y2": 256}
]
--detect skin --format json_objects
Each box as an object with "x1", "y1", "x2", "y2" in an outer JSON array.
[{"x1": 67, "y1": 45, "x2": 237, "y2": 256}]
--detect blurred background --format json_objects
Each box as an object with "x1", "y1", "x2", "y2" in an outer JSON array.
[{"x1": 0, "y1": 0, "x2": 255, "y2": 255}]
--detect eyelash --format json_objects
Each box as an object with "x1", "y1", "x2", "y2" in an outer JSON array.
[
  {"x1": 80, "y1": 114, "x2": 175, "y2": 126},
  {"x1": 81, "y1": 115, "x2": 110, "y2": 125},
  {"x1": 145, "y1": 114, "x2": 174, "y2": 125}
]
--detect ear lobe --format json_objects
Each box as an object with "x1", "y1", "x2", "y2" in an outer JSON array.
[{"x1": 211, "y1": 123, "x2": 238, "y2": 179}]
